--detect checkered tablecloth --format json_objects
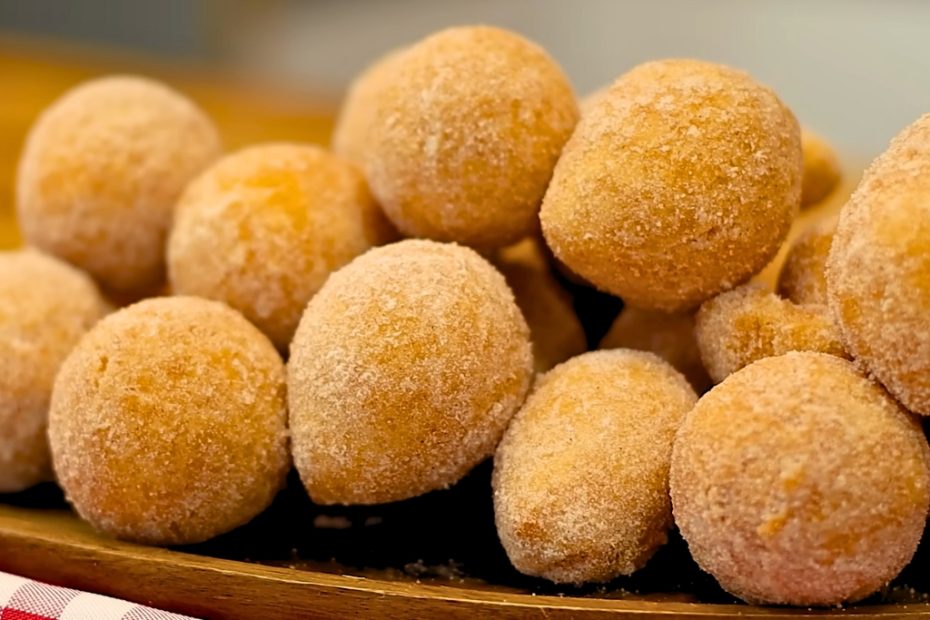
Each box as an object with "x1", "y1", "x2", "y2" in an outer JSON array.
[{"x1": 0, "y1": 571, "x2": 198, "y2": 619}]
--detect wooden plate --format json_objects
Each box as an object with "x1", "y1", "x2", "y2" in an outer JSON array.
[{"x1": 1, "y1": 475, "x2": 929, "y2": 619}]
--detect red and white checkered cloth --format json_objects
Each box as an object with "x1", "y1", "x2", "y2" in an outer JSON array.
[{"x1": 0, "y1": 571, "x2": 198, "y2": 620}]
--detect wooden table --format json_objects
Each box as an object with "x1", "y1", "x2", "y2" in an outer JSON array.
[{"x1": 0, "y1": 35, "x2": 336, "y2": 249}]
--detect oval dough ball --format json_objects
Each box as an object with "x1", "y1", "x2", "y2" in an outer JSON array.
[
  {"x1": 168, "y1": 143, "x2": 397, "y2": 349},
  {"x1": 493, "y1": 238, "x2": 586, "y2": 372},
  {"x1": 16, "y1": 75, "x2": 222, "y2": 294},
  {"x1": 801, "y1": 128, "x2": 842, "y2": 209},
  {"x1": 494, "y1": 350, "x2": 697, "y2": 584},
  {"x1": 49, "y1": 296, "x2": 288, "y2": 545},
  {"x1": 695, "y1": 283, "x2": 846, "y2": 383},
  {"x1": 671, "y1": 352, "x2": 930, "y2": 605},
  {"x1": 362, "y1": 26, "x2": 578, "y2": 248},
  {"x1": 600, "y1": 307, "x2": 711, "y2": 392},
  {"x1": 541, "y1": 59, "x2": 802, "y2": 311},
  {"x1": 0, "y1": 250, "x2": 108, "y2": 492},
  {"x1": 777, "y1": 214, "x2": 837, "y2": 305},
  {"x1": 289, "y1": 239, "x2": 533, "y2": 505},
  {"x1": 827, "y1": 113, "x2": 930, "y2": 415}
]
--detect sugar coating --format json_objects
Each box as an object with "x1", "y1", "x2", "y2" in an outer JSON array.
[
  {"x1": 827, "y1": 112, "x2": 930, "y2": 415},
  {"x1": 168, "y1": 143, "x2": 397, "y2": 350},
  {"x1": 331, "y1": 48, "x2": 408, "y2": 165},
  {"x1": 361, "y1": 26, "x2": 579, "y2": 248},
  {"x1": 493, "y1": 238, "x2": 586, "y2": 372},
  {"x1": 0, "y1": 250, "x2": 107, "y2": 492},
  {"x1": 48, "y1": 296, "x2": 288, "y2": 545},
  {"x1": 288, "y1": 239, "x2": 533, "y2": 505},
  {"x1": 493, "y1": 350, "x2": 697, "y2": 584},
  {"x1": 777, "y1": 214, "x2": 837, "y2": 305},
  {"x1": 600, "y1": 307, "x2": 711, "y2": 392},
  {"x1": 541, "y1": 59, "x2": 802, "y2": 312},
  {"x1": 695, "y1": 283, "x2": 846, "y2": 383},
  {"x1": 801, "y1": 128, "x2": 842, "y2": 209},
  {"x1": 16, "y1": 75, "x2": 222, "y2": 294},
  {"x1": 671, "y1": 352, "x2": 930, "y2": 605}
]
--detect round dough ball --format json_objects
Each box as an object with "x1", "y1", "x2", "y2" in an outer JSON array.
[
  {"x1": 0, "y1": 250, "x2": 108, "y2": 492},
  {"x1": 671, "y1": 352, "x2": 930, "y2": 605},
  {"x1": 777, "y1": 214, "x2": 837, "y2": 305},
  {"x1": 695, "y1": 283, "x2": 846, "y2": 383},
  {"x1": 827, "y1": 113, "x2": 930, "y2": 415},
  {"x1": 289, "y1": 239, "x2": 533, "y2": 505},
  {"x1": 168, "y1": 143, "x2": 397, "y2": 349},
  {"x1": 494, "y1": 350, "x2": 697, "y2": 584},
  {"x1": 493, "y1": 238, "x2": 586, "y2": 372},
  {"x1": 541, "y1": 59, "x2": 802, "y2": 312},
  {"x1": 16, "y1": 75, "x2": 222, "y2": 294},
  {"x1": 801, "y1": 128, "x2": 842, "y2": 209},
  {"x1": 361, "y1": 26, "x2": 579, "y2": 248},
  {"x1": 332, "y1": 48, "x2": 408, "y2": 165},
  {"x1": 600, "y1": 307, "x2": 710, "y2": 392},
  {"x1": 49, "y1": 296, "x2": 288, "y2": 545}
]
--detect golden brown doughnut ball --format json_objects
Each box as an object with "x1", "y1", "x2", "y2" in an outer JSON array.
[
  {"x1": 541, "y1": 59, "x2": 802, "y2": 312},
  {"x1": 671, "y1": 352, "x2": 930, "y2": 605},
  {"x1": 695, "y1": 283, "x2": 846, "y2": 383},
  {"x1": 361, "y1": 26, "x2": 578, "y2": 248},
  {"x1": 16, "y1": 75, "x2": 222, "y2": 295},
  {"x1": 494, "y1": 350, "x2": 697, "y2": 584},
  {"x1": 49, "y1": 296, "x2": 288, "y2": 545},
  {"x1": 168, "y1": 143, "x2": 397, "y2": 350},
  {"x1": 0, "y1": 250, "x2": 108, "y2": 492},
  {"x1": 777, "y1": 214, "x2": 837, "y2": 305},
  {"x1": 828, "y1": 113, "x2": 930, "y2": 415},
  {"x1": 493, "y1": 238, "x2": 586, "y2": 372},
  {"x1": 801, "y1": 128, "x2": 842, "y2": 208},
  {"x1": 289, "y1": 240, "x2": 533, "y2": 505},
  {"x1": 600, "y1": 307, "x2": 711, "y2": 392},
  {"x1": 331, "y1": 48, "x2": 408, "y2": 165}
]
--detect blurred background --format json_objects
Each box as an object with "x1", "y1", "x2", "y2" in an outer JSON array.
[{"x1": 1, "y1": 0, "x2": 928, "y2": 245}]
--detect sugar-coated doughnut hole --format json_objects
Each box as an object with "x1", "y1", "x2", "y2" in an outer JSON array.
[
  {"x1": 600, "y1": 307, "x2": 711, "y2": 392},
  {"x1": 695, "y1": 283, "x2": 846, "y2": 383},
  {"x1": 777, "y1": 214, "x2": 837, "y2": 305},
  {"x1": 494, "y1": 350, "x2": 697, "y2": 584},
  {"x1": 168, "y1": 143, "x2": 397, "y2": 350},
  {"x1": 16, "y1": 75, "x2": 222, "y2": 295},
  {"x1": 49, "y1": 296, "x2": 288, "y2": 545},
  {"x1": 493, "y1": 238, "x2": 586, "y2": 372},
  {"x1": 671, "y1": 352, "x2": 930, "y2": 605},
  {"x1": 828, "y1": 112, "x2": 930, "y2": 415},
  {"x1": 541, "y1": 59, "x2": 802, "y2": 312},
  {"x1": 360, "y1": 26, "x2": 579, "y2": 248},
  {"x1": 0, "y1": 249, "x2": 108, "y2": 492},
  {"x1": 288, "y1": 239, "x2": 533, "y2": 505},
  {"x1": 801, "y1": 128, "x2": 842, "y2": 209}
]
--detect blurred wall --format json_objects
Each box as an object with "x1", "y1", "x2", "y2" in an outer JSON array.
[{"x1": 4, "y1": 0, "x2": 930, "y2": 159}]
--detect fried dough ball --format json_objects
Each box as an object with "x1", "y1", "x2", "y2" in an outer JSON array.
[
  {"x1": 0, "y1": 250, "x2": 108, "y2": 492},
  {"x1": 16, "y1": 76, "x2": 222, "y2": 295},
  {"x1": 695, "y1": 283, "x2": 846, "y2": 383},
  {"x1": 600, "y1": 307, "x2": 711, "y2": 392},
  {"x1": 361, "y1": 26, "x2": 578, "y2": 248},
  {"x1": 801, "y1": 128, "x2": 842, "y2": 208},
  {"x1": 331, "y1": 48, "x2": 407, "y2": 165},
  {"x1": 671, "y1": 352, "x2": 930, "y2": 605},
  {"x1": 494, "y1": 350, "x2": 697, "y2": 584},
  {"x1": 827, "y1": 113, "x2": 930, "y2": 415},
  {"x1": 48, "y1": 297, "x2": 288, "y2": 545},
  {"x1": 494, "y1": 238, "x2": 586, "y2": 372},
  {"x1": 289, "y1": 240, "x2": 533, "y2": 505},
  {"x1": 168, "y1": 143, "x2": 396, "y2": 349},
  {"x1": 541, "y1": 59, "x2": 802, "y2": 312},
  {"x1": 777, "y1": 214, "x2": 837, "y2": 305}
]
